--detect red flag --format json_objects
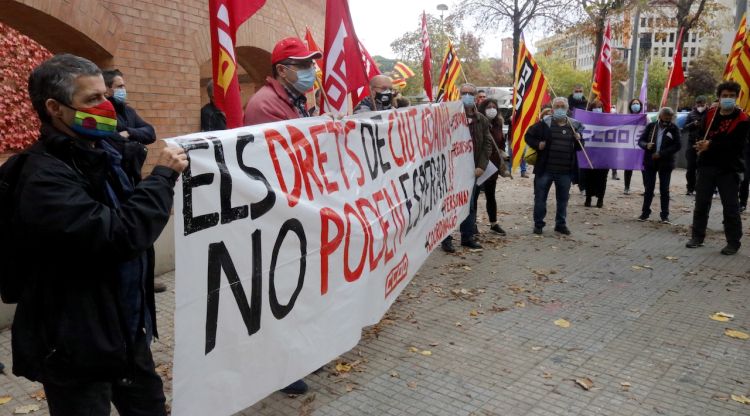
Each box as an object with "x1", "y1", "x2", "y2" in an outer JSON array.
[
  {"x1": 353, "y1": 40, "x2": 381, "y2": 104},
  {"x1": 591, "y1": 22, "x2": 612, "y2": 112},
  {"x1": 421, "y1": 11, "x2": 434, "y2": 101},
  {"x1": 304, "y1": 28, "x2": 324, "y2": 70},
  {"x1": 209, "y1": 0, "x2": 266, "y2": 128},
  {"x1": 304, "y1": 28, "x2": 325, "y2": 111},
  {"x1": 323, "y1": 0, "x2": 370, "y2": 115},
  {"x1": 661, "y1": 27, "x2": 686, "y2": 107}
]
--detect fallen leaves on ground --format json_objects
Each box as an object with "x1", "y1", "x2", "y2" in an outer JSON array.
[
  {"x1": 731, "y1": 394, "x2": 750, "y2": 405},
  {"x1": 29, "y1": 390, "x2": 45, "y2": 401},
  {"x1": 13, "y1": 404, "x2": 40, "y2": 414},
  {"x1": 420, "y1": 350, "x2": 432, "y2": 356},
  {"x1": 0, "y1": 396, "x2": 11, "y2": 405},
  {"x1": 155, "y1": 363, "x2": 173, "y2": 381},
  {"x1": 542, "y1": 372, "x2": 553, "y2": 379},
  {"x1": 514, "y1": 300, "x2": 526, "y2": 308},
  {"x1": 709, "y1": 312, "x2": 734, "y2": 322},
  {"x1": 531, "y1": 346, "x2": 544, "y2": 351},
  {"x1": 724, "y1": 329, "x2": 749, "y2": 340},
  {"x1": 620, "y1": 382, "x2": 631, "y2": 391},
  {"x1": 554, "y1": 319, "x2": 571, "y2": 328},
  {"x1": 665, "y1": 256, "x2": 679, "y2": 261},
  {"x1": 298, "y1": 394, "x2": 316, "y2": 416},
  {"x1": 390, "y1": 371, "x2": 400, "y2": 378},
  {"x1": 407, "y1": 381, "x2": 418, "y2": 389},
  {"x1": 335, "y1": 362, "x2": 352, "y2": 373},
  {"x1": 575, "y1": 377, "x2": 594, "y2": 391}
]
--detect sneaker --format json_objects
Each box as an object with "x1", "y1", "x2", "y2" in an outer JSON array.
[
  {"x1": 554, "y1": 225, "x2": 571, "y2": 235},
  {"x1": 612, "y1": 175, "x2": 621, "y2": 180},
  {"x1": 742, "y1": 206, "x2": 747, "y2": 212},
  {"x1": 720, "y1": 244, "x2": 740, "y2": 255},
  {"x1": 521, "y1": 172, "x2": 529, "y2": 178},
  {"x1": 280, "y1": 379, "x2": 309, "y2": 395},
  {"x1": 637, "y1": 214, "x2": 649, "y2": 222},
  {"x1": 624, "y1": 188, "x2": 630, "y2": 195},
  {"x1": 533, "y1": 226, "x2": 543, "y2": 235},
  {"x1": 490, "y1": 224, "x2": 507, "y2": 236},
  {"x1": 685, "y1": 239, "x2": 704, "y2": 248},
  {"x1": 461, "y1": 240, "x2": 483, "y2": 249},
  {"x1": 441, "y1": 240, "x2": 456, "y2": 253},
  {"x1": 659, "y1": 217, "x2": 672, "y2": 224},
  {"x1": 596, "y1": 198, "x2": 603, "y2": 208}
]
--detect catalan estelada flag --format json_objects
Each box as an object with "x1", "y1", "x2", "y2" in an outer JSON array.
[
  {"x1": 726, "y1": 33, "x2": 750, "y2": 113},
  {"x1": 724, "y1": 13, "x2": 747, "y2": 80},
  {"x1": 435, "y1": 42, "x2": 462, "y2": 102},
  {"x1": 510, "y1": 35, "x2": 549, "y2": 170},
  {"x1": 394, "y1": 62, "x2": 416, "y2": 79}
]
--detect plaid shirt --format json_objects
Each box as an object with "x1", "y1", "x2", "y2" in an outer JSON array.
[{"x1": 283, "y1": 85, "x2": 309, "y2": 118}]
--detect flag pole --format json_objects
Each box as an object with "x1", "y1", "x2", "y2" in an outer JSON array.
[
  {"x1": 280, "y1": 0, "x2": 302, "y2": 38},
  {"x1": 568, "y1": 118, "x2": 594, "y2": 168}
]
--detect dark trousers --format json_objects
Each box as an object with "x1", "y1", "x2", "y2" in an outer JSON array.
[
  {"x1": 44, "y1": 335, "x2": 166, "y2": 416},
  {"x1": 686, "y1": 147, "x2": 697, "y2": 193},
  {"x1": 624, "y1": 170, "x2": 633, "y2": 189},
  {"x1": 692, "y1": 166, "x2": 743, "y2": 247},
  {"x1": 641, "y1": 163, "x2": 673, "y2": 219},
  {"x1": 473, "y1": 177, "x2": 498, "y2": 223},
  {"x1": 533, "y1": 172, "x2": 572, "y2": 228},
  {"x1": 585, "y1": 169, "x2": 608, "y2": 199},
  {"x1": 445, "y1": 184, "x2": 479, "y2": 243}
]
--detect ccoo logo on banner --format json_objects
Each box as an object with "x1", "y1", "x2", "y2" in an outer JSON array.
[{"x1": 164, "y1": 101, "x2": 475, "y2": 416}]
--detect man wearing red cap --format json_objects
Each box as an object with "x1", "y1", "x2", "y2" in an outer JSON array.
[{"x1": 243, "y1": 37, "x2": 322, "y2": 126}]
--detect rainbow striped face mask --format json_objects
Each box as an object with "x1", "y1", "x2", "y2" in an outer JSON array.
[{"x1": 65, "y1": 99, "x2": 117, "y2": 138}]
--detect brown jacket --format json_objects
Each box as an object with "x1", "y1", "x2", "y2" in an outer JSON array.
[{"x1": 467, "y1": 110, "x2": 493, "y2": 171}]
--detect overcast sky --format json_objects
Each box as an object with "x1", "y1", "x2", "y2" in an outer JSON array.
[{"x1": 349, "y1": 0, "x2": 540, "y2": 60}]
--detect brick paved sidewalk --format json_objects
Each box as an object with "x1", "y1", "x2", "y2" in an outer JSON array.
[{"x1": 2, "y1": 169, "x2": 749, "y2": 415}]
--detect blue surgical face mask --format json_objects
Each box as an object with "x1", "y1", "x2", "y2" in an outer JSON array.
[
  {"x1": 461, "y1": 93, "x2": 475, "y2": 108},
  {"x1": 631, "y1": 103, "x2": 641, "y2": 113},
  {"x1": 291, "y1": 67, "x2": 316, "y2": 93},
  {"x1": 720, "y1": 97, "x2": 736, "y2": 110},
  {"x1": 113, "y1": 88, "x2": 127, "y2": 104},
  {"x1": 573, "y1": 92, "x2": 584, "y2": 100},
  {"x1": 553, "y1": 108, "x2": 567, "y2": 119},
  {"x1": 592, "y1": 107, "x2": 603, "y2": 113}
]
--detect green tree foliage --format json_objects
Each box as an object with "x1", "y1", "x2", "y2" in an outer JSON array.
[
  {"x1": 681, "y1": 41, "x2": 724, "y2": 105},
  {"x1": 535, "y1": 53, "x2": 592, "y2": 100}
]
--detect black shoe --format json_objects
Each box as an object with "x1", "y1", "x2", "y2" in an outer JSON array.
[
  {"x1": 660, "y1": 217, "x2": 672, "y2": 224},
  {"x1": 686, "y1": 191, "x2": 694, "y2": 196},
  {"x1": 280, "y1": 379, "x2": 309, "y2": 395},
  {"x1": 638, "y1": 214, "x2": 649, "y2": 222},
  {"x1": 533, "y1": 226, "x2": 543, "y2": 235},
  {"x1": 461, "y1": 240, "x2": 483, "y2": 249},
  {"x1": 596, "y1": 198, "x2": 603, "y2": 208},
  {"x1": 624, "y1": 188, "x2": 630, "y2": 195},
  {"x1": 441, "y1": 240, "x2": 456, "y2": 253},
  {"x1": 742, "y1": 206, "x2": 747, "y2": 212},
  {"x1": 584, "y1": 196, "x2": 592, "y2": 207},
  {"x1": 554, "y1": 226, "x2": 571, "y2": 235},
  {"x1": 685, "y1": 239, "x2": 704, "y2": 248},
  {"x1": 721, "y1": 244, "x2": 740, "y2": 255},
  {"x1": 0, "y1": 361, "x2": 4, "y2": 373},
  {"x1": 490, "y1": 224, "x2": 507, "y2": 236},
  {"x1": 154, "y1": 281, "x2": 167, "y2": 293},
  {"x1": 612, "y1": 175, "x2": 621, "y2": 180}
]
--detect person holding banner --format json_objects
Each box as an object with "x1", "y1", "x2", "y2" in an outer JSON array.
[
  {"x1": 637, "y1": 107, "x2": 681, "y2": 223},
  {"x1": 243, "y1": 37, "x2": 322, "y2": 126},
  {"x1": 5, "y1": 54, "x2": 188, "y2": 416},
  {"x1": 684, "y1": 96, "x2": 708, "y2": 196},
  {"x1": 525, "y1": 97, "x2": 585, "y2": 236},
  {"x1": 441, "y1": 83, "x2": 493, "y2": 252},
  {"x1": 584, "y1": 99, "x2": 609, "y2": 208},
  {"x1": 687, "y1": 81, "x2": 750, "y2": 255}
]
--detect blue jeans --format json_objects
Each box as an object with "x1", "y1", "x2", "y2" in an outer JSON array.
[
  {"x1": 507, "y1": 147, "x2": 527, "y2": 174},
  {"x1": 533, "y1": 172, "x2": 572, "y2": 228},
  {"x1": 444, "y1": 184, "x2": 478, "y2": 243}
]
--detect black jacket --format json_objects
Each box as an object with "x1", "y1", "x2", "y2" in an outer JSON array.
[
  {"x1": 200, "y1": 102, "x2": 227, "y2": 131},
  {"x1": 637, "y1": 121, "x2": 682, "y2": 169},
  {"x1": 109, "y1": 97, "x2": 156, "y2": 145},
  {"x1": 697, "y1": 107, "x2": 750, "y2": 172},
  {"x1": 684, "y1": 108, "x2": 707, "y2": 146},
  {"x1": 568, "y1": 95, "x2": 588, "y2": 111},
  {"x1": 8, "y1": 124, "x2": 177, "y2": 384},
  {"x1": 525, "y1": 116, "x2": 585, "y2": 176}
]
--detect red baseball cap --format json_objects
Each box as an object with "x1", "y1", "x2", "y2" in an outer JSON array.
[{"x1": 271, "y1": 37, "x2": 322, "y2": 64}]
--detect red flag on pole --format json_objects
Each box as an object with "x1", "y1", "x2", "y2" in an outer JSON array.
[
  {"x1": 421, "y1": 11, "x2": 434, "y2": 101},
  {"x1": 661, "y1": 27, "x2": 686, "y2": 107},
  {"x1": 323, "y1": 0, "x2": 370, "y2": 115},
  {"x1": 591, "y1": 22, "x2": 612, "y2": 112},
  {"x1": 209, "y1": 0, "x2": 266, "y2": 128},
  {"x1": 353, "y1": 40, "x2": 381, "y2": 104}
]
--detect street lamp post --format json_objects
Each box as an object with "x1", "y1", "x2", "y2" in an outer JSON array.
[{"x1": 437, "y1": 4, "x2": 448, "y2": 58}]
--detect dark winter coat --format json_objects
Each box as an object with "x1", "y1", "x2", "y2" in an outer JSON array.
[
  {"x1": 637, "y1": 121, "x2": 682, "y2": 169},
  {"x1": 525, "y1": 116, "x2": 585, "y2": 176},
  {"x1": 108, "y1": 97, "x2": 156, "y2": 145},
  {"x1": 697, "y1": 107, "x2": 750, "y2": 172}
]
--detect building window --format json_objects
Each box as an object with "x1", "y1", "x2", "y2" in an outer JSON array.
[
  {"x1": 690, "y1": 47, "x2": 695, "y2": 57},
  {"x1": 641, "y1": 17, "x2": 647, "y2": 27},
  {"x1": 692, "y1": 33, "x2": 697, "y2": 42},
  {"x1": 669, "y1": 32, "x2": 674, "y2": 43},
  {"x1": 669, "y1": 47, "x2": 673, "y2": 57},
  {"x1": 661, "y1": 48, "x2": 666, "y2": 57},
  {"x1": 648, "y1": 17, "x2": 654, "y2": 26}
]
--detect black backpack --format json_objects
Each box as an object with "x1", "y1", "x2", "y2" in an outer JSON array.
[{"x1": 0, "y1": 153, "x2": 29, "y2": 304}]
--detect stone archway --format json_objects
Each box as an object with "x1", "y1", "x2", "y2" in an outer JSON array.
[
  {"x1": 0, "y1": 0, "x2": 123, "y2": 67},
  {"x1": 199, "y1": 47, "x2": 272, "y2": 110}
]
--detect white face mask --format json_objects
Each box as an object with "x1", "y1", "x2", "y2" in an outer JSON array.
[
  {"x1": 485, "y1": 108, "x2": 498, "y2": 119},
  {"x1": 696, "y1": 105, "x2": 706, "y2": 113}
]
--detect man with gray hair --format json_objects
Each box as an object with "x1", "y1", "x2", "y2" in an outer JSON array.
[
  {"x1": 637, "y1": 107, "x2": 681, "y2": 223},
  {"x1": 354, "y1": 74, "x2": 394, "y2": 113},
  {"x1": 441, "y1": 82, "x2": 493, "y2": 252},
  {"x1": 0, "y1": 54, "x2": 187, "y2": 415},
  {"x1": 525, "y1": 96, "x2": 585, "y2": 235}
]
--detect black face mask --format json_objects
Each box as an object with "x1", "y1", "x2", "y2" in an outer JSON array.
[
  {"x1": 375, "y1": 91, "x2": 393, "y2": 107},
  {"x1": 660, "y1": 120, "x2": 671, "y2": 128}
]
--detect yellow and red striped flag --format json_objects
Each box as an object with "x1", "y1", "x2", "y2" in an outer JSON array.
[
  {"x1": 394, "y1": 61, "x2": 416, "y2": 79},
  {"x1": 510, "y1": 36, "x2": 550, "y2": 170},
  {"x1": 435, "y1": 42, "x2": 462, "y2": 102},
  {"x1": 724, "y1": 13, "x2": 747, "y2": 80},
  {"x1": 727, "y1": 33, "x2": 750, "y2": 113}
]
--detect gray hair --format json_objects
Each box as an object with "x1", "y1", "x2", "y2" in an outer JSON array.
[
  {"x1": 460, "y1": 83, "x2": 477, "y2": 93},
  {"x1": 28, "y1": 54, "x2": 102, "y2": 123},
  {"x1": 659, "y1": 107, "x2": 675, "y2": 117},
  {"x1": 551, "y1": 96, "x2": 569, "y2": 109}
]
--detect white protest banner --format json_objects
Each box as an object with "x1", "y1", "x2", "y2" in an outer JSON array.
[{"x1": 164, "y1": 101, "x2": 475, "y2": 415}]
